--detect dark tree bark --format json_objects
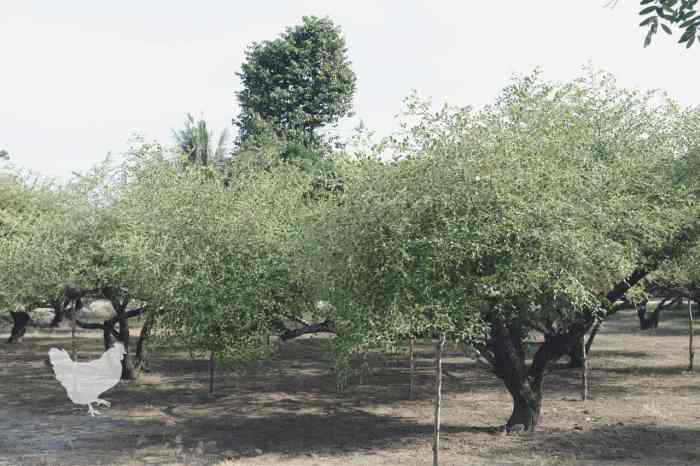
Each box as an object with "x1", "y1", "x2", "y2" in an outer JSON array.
[
  {"x1": 585, "y1": 319, "x2": 602, "y2": 354},
  {"x1": 113, "y1": 297, "x2": 136, "y2": 380},
  {"x1": 486, "y1": 320, "x2": 584, "y2": 433},
  {"x1": 102, "y1": 319, "x2": 116, "y2": 350},
  {"x1": 134, "y1": 312, "x2": 154, "y2": 373},
  {"x1": 7, "y1": 311, "x2": 30, "y2": 343},
  {"x1": 567, "y1": 333, "x2": 585, "y2": 368},
  {"x1": 636, "y1": 299, "x2": 654, "y2": 330},
  {"x1": 277, "y1": 319, "x2": 336, "y2": 340},
  {"x1": 489, "y1": 324, "x2": 542, "y2": 431},
  {"x1": 49, "y1": 297, "x2": 69, "y2": 328}
]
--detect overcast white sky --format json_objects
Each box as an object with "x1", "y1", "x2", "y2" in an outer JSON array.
[{"x1": 1, "y1": 1, "x2": 698, "y2": 178}]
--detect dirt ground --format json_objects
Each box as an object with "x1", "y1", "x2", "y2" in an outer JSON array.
[{"x1": 1, "y1": 306, "x2": 699, "y2": 466}]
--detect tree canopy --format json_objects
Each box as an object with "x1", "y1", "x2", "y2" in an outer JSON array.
[
  {"x1": 105, "y1": 140, "x2": 317, "y2": 362},
  {"x1": 235, "y1": 15, "x2": 357, "y2": 147}
]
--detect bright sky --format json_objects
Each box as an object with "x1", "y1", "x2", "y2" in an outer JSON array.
[{"x1": 1, "y1": 1, "x2": 698, "y2": 179}]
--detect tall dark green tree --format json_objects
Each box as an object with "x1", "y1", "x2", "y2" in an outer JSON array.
[{"x1": 235, "y1": 16, "x2": 357, "y2": 147}]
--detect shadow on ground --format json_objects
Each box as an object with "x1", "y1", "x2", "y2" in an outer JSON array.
[{"x1": 485, "y1": 424, "x2": 700, "y2": 466}]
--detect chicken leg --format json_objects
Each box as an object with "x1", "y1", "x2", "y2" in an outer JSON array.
[{"x1": 87, "y1": 403, "x2": 101, "y2": 417}]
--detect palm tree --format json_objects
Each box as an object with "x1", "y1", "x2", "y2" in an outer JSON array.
[{"x1": 172, "y1": 114, "x2": 230, "y2": 167}]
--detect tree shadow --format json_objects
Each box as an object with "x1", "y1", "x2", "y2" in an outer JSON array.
[
  {"x1": 587, "y1": 349, "x2": 651, "y2": 360},
  {"x1": 594, "y1": 365, "x2": 692, "y2": 377},
  {"x1": 485, "y1": 424, "x2": 700, "y2": 465},
  {"x1": 600, "y1": 309, "x2": 694, "y2": 338},
  {"x1": 149, "y1": 409, "x2": 484, "y2": 458}
]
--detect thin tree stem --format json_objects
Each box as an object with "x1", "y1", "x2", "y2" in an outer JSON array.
[
  {"x1": 409, "y1": 337, "x2": 416, "y2": 400},
  {"x1": 581, "y1": 335, "x2": 588, "y2": 401},
  {"x1": 433, "y1": 334, "x2": 446, "y2": 466},
  {"x1": 209, "y1": 350, "x2": 215, "y2": 395},
  {"x1": 689, "y1": 301, "x2": 695, "y2": 372}
]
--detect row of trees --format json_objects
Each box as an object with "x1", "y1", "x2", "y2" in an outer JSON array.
[{"x1": 2, "y1": 70, "x2": 699, "y2": 437}]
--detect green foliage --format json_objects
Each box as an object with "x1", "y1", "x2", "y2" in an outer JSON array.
[
  {"x1": 172, "y1": 113, "x2": 230, "y2": 167},
  {"x1": 638, "y1": 0, "x2": 700, "y2": 48},
  {"x1": 108, "y1": 142, "x2": 316, "y2": 361},
  {"x1": 235, "y1": 15, "x2": 357, "y2": 147},
  {"x1": 304, "y1": 69, "x2": 700, "y2": 363},
  {"x1": 3, "y1": 64, "x2": 698, "y2": 391},
  {"x1": 0, "y1": 162, "x2": 124, "y2": 310}
]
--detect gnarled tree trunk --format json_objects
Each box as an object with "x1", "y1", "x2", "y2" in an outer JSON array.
[
  {"x1": 49, "y1": 297, "x2": 69, "y2": 328},
  {"x1": 489, "y1": 324, "x2": 543, "y2": 432},
  {"x1": 505, "y1": 383, "x2": 542, "y2": 431},
  {"x1": 7, "y1": 311, "x2": 30, "y2": 343},
  {"x1": 488, "y1": 321, "x2": 583, "y2": 432},
  {"x1": 567, "y1": 333, "x2": 585, "y2": 368}
]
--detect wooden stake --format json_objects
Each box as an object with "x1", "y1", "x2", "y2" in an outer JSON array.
[
  {"x1": 433, "y1": 334, "x2": 446, "y2": 466},
  {"x1": 689, "y1": 300, "x2": 694, "y2": 372},
  {"x1": 209, "y1": 350, "x2": 215, "y2": 395},
  {"x1": 71, "y1": 299, "x2": 79, "y2": 361},
  {"x1": 581, "y1": 334, "x2": 588, "y2": 401},
  {"x1": 409, "y1": 337, "x2": 416, "y2": 400}
]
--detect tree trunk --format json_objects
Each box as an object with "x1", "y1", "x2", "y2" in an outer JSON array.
[
  {"x1": 585, "y1": 319, "x2": 601, "y2": 354},
  {"x1": 490, "y1": 320, "x2": 586, "y2": 432},
  {"x1": 490, "y1": 324, "x2": 543, "y2": 432},
  {"x1": 505, "y1": 384, "x2": 542, "y2": 431},
  {"x1": 110, "y1": 297, "x2": 136, "y2": 380},
  {"x1": 49, "y1": 298, "x2": 67, "y2": 328},
  {"x1": 637, "y1": 298, "x2": 672, "y2": 330},
  {"x1": 567, "y1": 333, "x2": 585, "y2": 368},
  {"x1": 134, "y1": 312, "x2": 154, "y2": 373},
  {"x1": 117, "y1": 317, "x2": 136, "y2": 380},
  {"x1": 100, "y1": 318, "x2": 115, "y2": 350},
  {"x1": 7, "y1": 311, "x2": 30, "y2": 344},
  {"x1": 432, "y1": 335, "x2": 445, "y2": 466},
  {"x1": 408, "y1": 337, "x2": 416, "y2": 400}
]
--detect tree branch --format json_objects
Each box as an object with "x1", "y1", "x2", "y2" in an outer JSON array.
[{"x1": 278, "y1": 319, "x2": 336, "y2": 341}]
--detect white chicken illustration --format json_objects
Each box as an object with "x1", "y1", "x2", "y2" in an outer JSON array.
[{"x1": 48, "y1": 342, "x2": 125, "y2": 416}]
